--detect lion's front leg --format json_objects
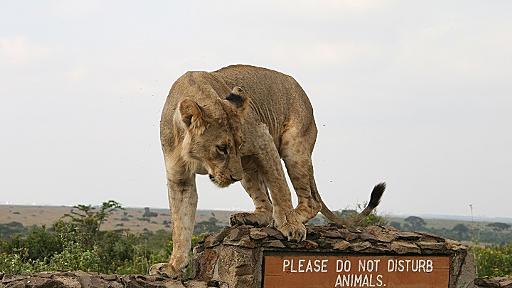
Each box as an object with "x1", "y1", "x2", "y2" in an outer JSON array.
[
  {"x1": 230, "y1": 156, "x2": 273, "y2": 227},
  {"x1": 254, "y1": 130, "x2": 306, "y2": 242},
  {"x1": 150, "y1": 173, "x2": 197, "y2": 279}
]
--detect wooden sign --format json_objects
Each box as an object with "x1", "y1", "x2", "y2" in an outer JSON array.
[{"x1": 263, "y1": 254, "x2": 450, "y2": 288}]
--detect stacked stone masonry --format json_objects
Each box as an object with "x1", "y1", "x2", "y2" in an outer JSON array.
[{"x1": 192, "y1": 224, "x2": 476, "y2": 288}]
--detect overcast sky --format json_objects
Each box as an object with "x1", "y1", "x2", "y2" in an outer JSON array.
[{"x1": 1, "y1": 1, "x2": 511, "y2": 218}]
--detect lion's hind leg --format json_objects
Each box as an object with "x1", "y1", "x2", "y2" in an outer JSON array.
[
  {"x1": 283, "y1": 155, "x2": 322, "y2": 224},
  {"x1": 281, "y1": 127, "x2": 322, "y2": 224},
  {"x1": 230, "y1": 156, "x2": 273, "y2": 227}
]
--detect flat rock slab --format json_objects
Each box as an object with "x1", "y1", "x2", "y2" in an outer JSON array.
[
  {"x1": 475, "y1": 277, "x2": 512, "y2": 288},
  {"x1": 195, "y1": 225, "x2": 459, "y2": 256},
  {"x1": 0, "y1": 272, "x2": 222, "y2": 288}
]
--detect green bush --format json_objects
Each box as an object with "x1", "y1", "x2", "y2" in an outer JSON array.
[
  {"x1": 7, "y1": 226, "x2": 63, "y2": 261},
  {"x1": 0, "y1": 201, "x2": 173, "y2": 276},
  {"x1": 0, "y1": 252, "x2": 47, "y2": 275},
  {"x1": 47, "y1": 242, "x2": 101, "y2": 272},
  {"x1": 0, "y1": 222, "x2": 27, "y2": 238},
  {"x1": 472, "y1": 244, "x2": 512, "y2": 277}
]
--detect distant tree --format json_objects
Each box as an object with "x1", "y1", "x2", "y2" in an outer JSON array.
[
  {"x1": 22, "y1": 226, "x2": 63, "y2": 260},
  {"x1": 404, "y1": 216, "x2": 426, "y2": 231},
  {"x1": 487, "y1": 222, "x2": 511, "y2": 231},
  {"x1": 324, "y1": 206, "x2": 387, "y2": 227},
  {"x1": 62, "y1": 200, "x2": 123, "y2": 247},
  {"x1": 0, "y1": 222, "x2": 26, "y2": 239},
  {"x1": 452, "y1": 224, "x2": 470, "y2": 238},
  {"x1": 389, "y1": 221, "x2": 402, "y2": 230},
  {"x1": 143, "y1": 207, "x2": 158, "y2": 218},
  {"x1": 307, "y1": 215, "x2": 326, "y2": 226},
  {"x1": 339, "y1": 209, "x2": 358, "y2": 218},
  {"x1": 193, "y1": 217, "x2": 223, "y2": 234}
]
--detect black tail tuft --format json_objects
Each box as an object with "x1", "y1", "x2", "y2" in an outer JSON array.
[{"x1": 368, "y1": 182, "x2": 386, "y2": 209}]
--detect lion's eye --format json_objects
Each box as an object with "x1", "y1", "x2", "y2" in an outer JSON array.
[{"x1": 216, "y1": 144, "x2": 228, "y2": 155}]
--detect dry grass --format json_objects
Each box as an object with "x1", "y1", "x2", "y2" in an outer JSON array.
[{"x1": 0, "y1": 205, "x2": 234, "y2": 233}]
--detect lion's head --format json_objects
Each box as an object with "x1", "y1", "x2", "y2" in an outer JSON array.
[{"x1": 176, "y1": 87, "x2": 249, "y2": 187}]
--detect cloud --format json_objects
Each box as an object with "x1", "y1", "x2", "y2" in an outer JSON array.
[{"x1": 0, "y1": 36, "x2": 49, "y2": 66}]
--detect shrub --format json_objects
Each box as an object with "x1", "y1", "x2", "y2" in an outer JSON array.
[
  {"x1": 472, "y1": 244, "x2": 512, "y2": 277},
  {"x1": 0, "y1": 201, "x2": 174, "y2": 276}
]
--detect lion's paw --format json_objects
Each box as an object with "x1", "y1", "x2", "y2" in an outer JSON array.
[
  {"x1": 273, "y1": 211, "x2": 307, "y2": 242},
  {"x1": 230, "y1": 212, "x2": 272, "y2": 227},
  {"x1": 149, "y1": 262, "x2": 181, "y2": 279}
]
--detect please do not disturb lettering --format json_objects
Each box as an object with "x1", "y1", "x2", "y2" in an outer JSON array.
[{"x1": 263, "y1": 255, "x2": 449, "y2": 288}]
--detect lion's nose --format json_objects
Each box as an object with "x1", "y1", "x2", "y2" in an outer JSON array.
[{"x1": 230, "y1": 175, "x2": 241, "y2": 182}]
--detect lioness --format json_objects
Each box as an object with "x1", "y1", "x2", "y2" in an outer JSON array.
[{"x1": 153, "y1": 64, "x2": 385, "y2": 278}]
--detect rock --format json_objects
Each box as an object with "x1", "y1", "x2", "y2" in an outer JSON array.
[
  {"x1": 372, "y1": 242, "x2": 392, "y2": 253},
  {"x1": 390, "y1": 241, "x2": 421, "y2": 254},
  {"x1": 225, "y1": 227, "x2": 247, "y2": 242},
  {"x1": 261, "y1": 227, "x2": 285, "y2": 240},
  {"x1": 395, "y1": 231, "x2": 422, "y2": 241},
  {"x1": 237, "y1": 235, "x2": 257, "y2": 248},
  {"x1": 0, "y1": 272, "x2": 193, "y2": 288},
  {"x1": 383, "y1": 225, "x2": 399, "y2": 232},
  {"x1": 53, "y1": 276, "x2": 81, "y2": 288},
  {"x1": 2, "y1": 276, "x2": 28, "y2": 284},
  {"x1": 249, "y1": 228, "x2": 268, "y2": 240},
  {"x1": 332, "y1": 240, "x2": 350, "y2": 250},
  {"x1": 263, "y1": 239, "x2": 286, "y2": 248},
  {"x1": 361, "y1": 226, "x2": 396, "y2": 242},
  {"x1": 319, "y1": 229, "x2": 342, "y2": 238},
  {"x1": 204, "y1": 228, "x2": 232, "y2": 248},
  {"x1": 475, "y1": 277, "x2": 512, "y2": 287},
  {"x1": 417, "y1": 231, "x2": 447, "y2": 242},
  {"x1": 446, "y1": 239, "x2": 467, "y2": 251},
  {"x1": 338, "y1": 229, "x2": 358, "y2": 241},
  {"x1": 302, "y1": 240, "x2": 319, "y2": 249},
  {"x1": 193, "y1": 249, "x2": 219, "y2": 281},
  {"x1": 24, "y1": 277, "x2": 67, "y2": 287},
  {"x1": 185, "y1": 280, "x2": 208, "y2": 288},
  {"x1": 350, "y1": 241, "x2": 372, "y2": 252},
  {"x1": 417, "y1": 241, "x2": 447, "y2": 252}
]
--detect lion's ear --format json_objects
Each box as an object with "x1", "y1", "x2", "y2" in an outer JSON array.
[
  {"x1": 224, "y1": 86, "x2": 250, "y2": 115},
  {"x1": 178, "y1": 98, "x2": 205, "y2": 133}
]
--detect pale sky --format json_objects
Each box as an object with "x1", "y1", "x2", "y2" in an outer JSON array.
[{"x1": 1, "y1": 1, "x2": 511, "y2": 218}]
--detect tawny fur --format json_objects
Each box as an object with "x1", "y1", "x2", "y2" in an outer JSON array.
[{"x1": 151, "y1": 65, "x2": 385, "y2": 278}]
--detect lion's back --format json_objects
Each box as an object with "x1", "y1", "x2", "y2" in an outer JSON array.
[
  {"x1": 161, "y1": 64, "x2": 315, "y2": 152},
  {"x1": 212, "y1": 65, "x2": 314, "y2": 139}
]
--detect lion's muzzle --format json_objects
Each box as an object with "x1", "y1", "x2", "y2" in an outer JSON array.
[{"x1": 209, "y1": 174, "x2": 240, "y2": 187}]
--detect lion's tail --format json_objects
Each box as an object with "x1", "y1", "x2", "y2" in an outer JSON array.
[{"x1": 311, "y1": 177, "x2": 386, "y2": 227}]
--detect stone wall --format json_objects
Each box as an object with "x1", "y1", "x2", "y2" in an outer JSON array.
[
  {"x1": 192, "y1": 224, "x2": 476, "y2": 288},
  {"x1": 0, "y1": 272, "x2": 213, "y2": 288}
]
